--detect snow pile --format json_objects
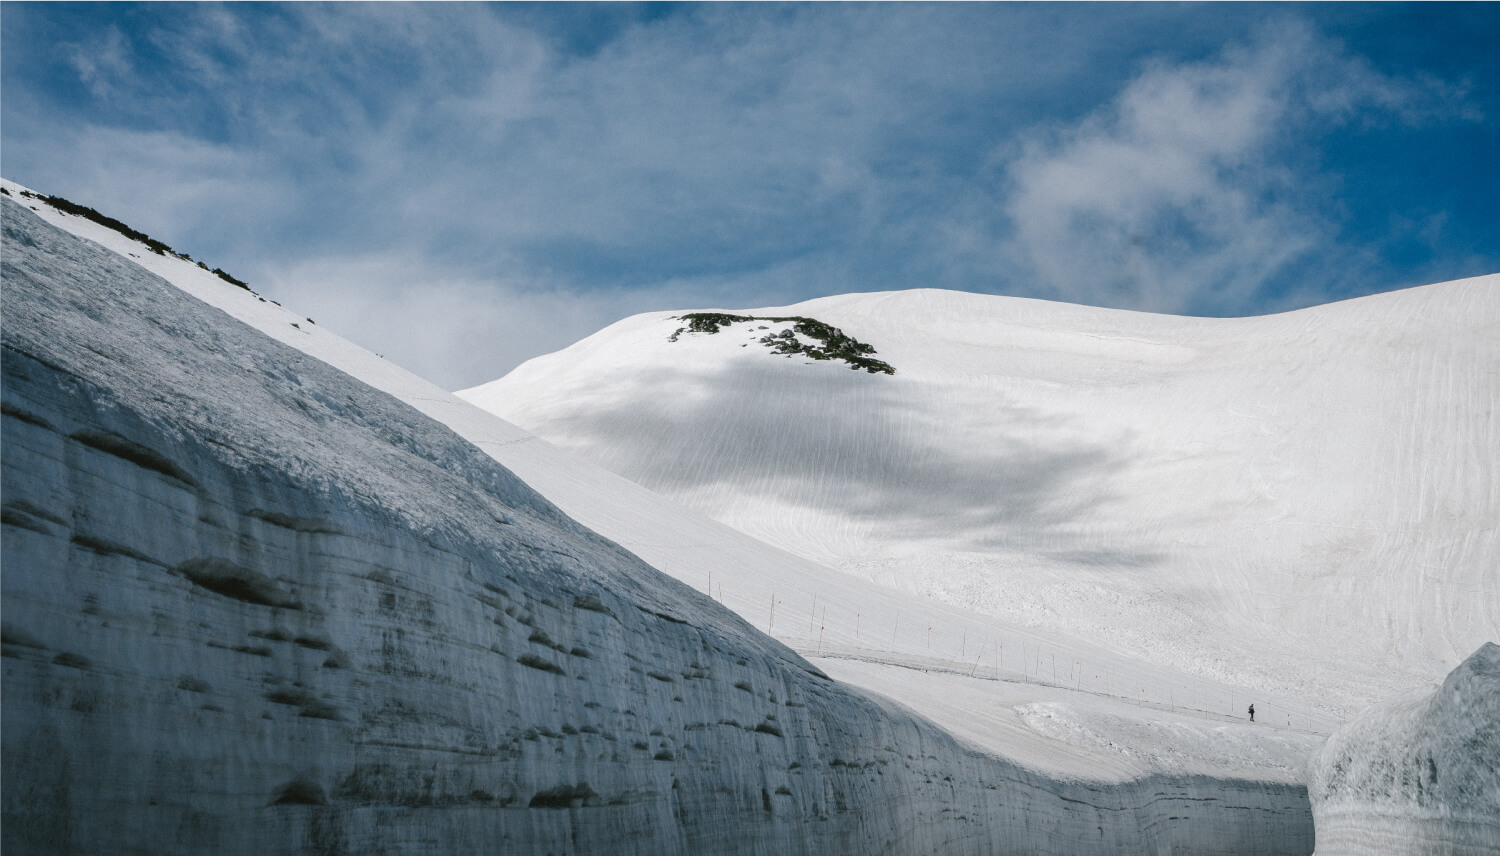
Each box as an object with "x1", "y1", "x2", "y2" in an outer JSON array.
[
  {"x1": 1309, "y1": 642, "x2": 1500, "y2": 855},
  {"x1": 2, "y1": 193, "x2": 1318, "y2": 853}
]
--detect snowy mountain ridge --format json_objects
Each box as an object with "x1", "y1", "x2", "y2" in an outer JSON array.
[
  {"x1": 1, "y1": 177, "x2": 1334, "y2": 773},
  {"x1": 9, "y1": 176, "x2": 1497, "y2": 852},
  {"x1": 461, "y1": 276, "x2": 1500, "y2": 714},
  {"x1": 3, "y1": 182, "x2": 1326, "y2": 853},
  {"x1": 7, "y1": 193, "x2": 1068, "y2": 853}
]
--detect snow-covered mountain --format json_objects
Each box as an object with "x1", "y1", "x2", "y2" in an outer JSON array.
[
  {"x1": 460, "y1": 282, "x2": 1499, "y2": 714},
  {"x1": 2, "y1": 185, "x2": 1331, "y2": 852},
  {"x1": 3, "y1": 177, "x2": 1337, "y2": 735},
  {"x1": 14, "y1": 175, "x2": 1497, "y2": 852}
]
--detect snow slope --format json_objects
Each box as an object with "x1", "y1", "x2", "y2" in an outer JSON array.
[
  {"x1": 4, "y1": 179, "x2": 1337, "y2": 849},
  {"x1": 3, "y1": 177, "x2": 1336, "y2": 759},
  {"x1": 1309, "y1": 642, "x2": 1500, "y2": 855},
  {"x1": 460, "y1": 281, "x2": 1500, "y2": 714},
  {"x1": 3, "y1": 194, "x2": 1330, "y2": 854}
]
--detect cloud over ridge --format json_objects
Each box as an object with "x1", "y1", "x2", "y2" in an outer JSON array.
[{"x1": 999, "y1": 21, "x2": 1481, "y2": 317}]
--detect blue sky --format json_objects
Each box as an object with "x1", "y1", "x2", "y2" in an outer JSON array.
[{"x1": 4, "y1": 3, "x2": 1497, "y2": 389}]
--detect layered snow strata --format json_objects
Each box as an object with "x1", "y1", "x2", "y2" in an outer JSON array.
[
  {"x1": 1310, "y1": 642, "x2": 1500, "y2": 855},
  {"x1": 1, "y1": 198, "x2": 1315, "y2": 853}
]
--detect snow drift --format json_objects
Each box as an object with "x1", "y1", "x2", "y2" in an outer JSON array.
[
  {"x1": 1, "y1": 196, "x2": 1317, "y2": 853},
  {"x1": 1309, "y1": 642, "x2": 1500, "y2": 855}
]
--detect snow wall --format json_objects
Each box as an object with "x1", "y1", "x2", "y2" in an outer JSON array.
[
  {"x1": 1310, "y1": 642, "x2": 1500, "y2": 855},
  {"x1": 1, "y1": 197, "x2": 1312, "y2": 854}
]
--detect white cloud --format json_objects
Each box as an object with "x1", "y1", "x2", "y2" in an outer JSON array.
[
  {"x1": 1, "y1": 122, "x2": 286, "y2": 267},
  {"x1": 7, "y1": 7, "x2": 1487, "y2": 386},
  {"x1": 257, "y1": 255, "x2": 614, "y2": 390},
  {"x1": 256, "y1": 252, "x2": 810, "y2": 390},
  {"x1": 254, "y1": 242, "x2": 863, "y2": 390},
  {"x1": 996, "y1": 22, "x2": 1478, "y2": 315},
  {"x1": 63, "y1": 27, "x2": 134, "y2": 99}
]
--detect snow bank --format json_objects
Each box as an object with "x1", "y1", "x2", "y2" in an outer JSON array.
[
  {"x1": 2, "y1": 197, "x2": 1316, "y2": 852},
  {"x1": 1309, "y1": 642, "x2": 1500, "y2": 855}
]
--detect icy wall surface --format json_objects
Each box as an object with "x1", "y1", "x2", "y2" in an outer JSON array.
[
  {"x1": 1310, "y1": 642, "x2": 1500, "y2": 855},
  {"x1": 1, "y1": 198, "x2": 1312, "y2": 854}
]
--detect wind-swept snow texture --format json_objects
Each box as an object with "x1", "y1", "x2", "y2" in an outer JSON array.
[
  {"x1": 2, "y1": 197, "x2": 1318, "y2": 853},
  {"x1": 462, "y1": 282, "x2": 1500, "y2": 714},
  {"x1": 1309, "y1": 643, "x2": 1500, "y2": 855}
]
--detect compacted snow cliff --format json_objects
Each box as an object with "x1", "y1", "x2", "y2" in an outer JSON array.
[
  {"x1": 1309, "y1": 643, "x2": 1500, "y2": 855},
  {"x1": 2, "y1": 197, "x2": 1317, "y2": 853}
]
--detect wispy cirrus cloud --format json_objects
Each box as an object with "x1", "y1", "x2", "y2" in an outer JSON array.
[
  {"x1": 993, "y1": 22, "x2": 1482, "y2": 316},
  {"x1": 62, "y1": 25, "x2": 133, "y2": 99}
]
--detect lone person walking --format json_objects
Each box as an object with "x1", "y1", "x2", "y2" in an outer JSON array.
[{"x1": 1248, "y1": 703, "x2": 1255, "y2": 723}]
